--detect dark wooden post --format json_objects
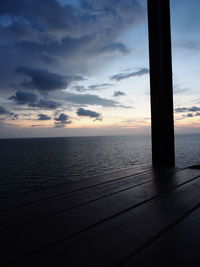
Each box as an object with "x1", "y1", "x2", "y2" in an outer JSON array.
[{"x1": 147, "y1": 0, "x2": 175, "y2": 167}]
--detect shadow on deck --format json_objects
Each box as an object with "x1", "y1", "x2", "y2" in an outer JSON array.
[{"x1": 0, "y1": 165, "x2": 200, "y2": 266}]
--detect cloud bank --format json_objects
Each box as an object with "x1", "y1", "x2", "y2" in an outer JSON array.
[
  {"x1": 175, "y1": 106, "x2": 200, "y2": 113},
  {"x1": 0, "y1": 0, "x2": 144, "y2": 129}
]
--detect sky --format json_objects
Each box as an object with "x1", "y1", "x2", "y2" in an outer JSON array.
[{"x1": 0, "y1": 0, "x2": 200, "y2": 138}]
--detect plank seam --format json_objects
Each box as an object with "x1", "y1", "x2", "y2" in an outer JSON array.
[
  {"x1": 5, "y1": 173, "x2": 200, "y2": 266},
  {"x1": 0, "y1": 178, "x2": 155, "y2": 233},
  {"x1": 0, "y1": 170, "x2": 152, "y2": 212},
  {"x1": 117, "y1": 203, "x2": 200, "y2": 267},
  {"x1": 0, "y1": 168, "x2": 184, "y2": 212},
  {"x1": 0, "y1": 165, "x2": 151, "y2": 199}
]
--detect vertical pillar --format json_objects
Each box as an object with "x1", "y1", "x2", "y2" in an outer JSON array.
[{"x1": 147, "y1": 0, "x2": 175, "y2": 167}]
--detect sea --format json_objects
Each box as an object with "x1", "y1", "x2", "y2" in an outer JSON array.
[{"x1": 0, "y1": 134, "x2": 200, "y2": 197}]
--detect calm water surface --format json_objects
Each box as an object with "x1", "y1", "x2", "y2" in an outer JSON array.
[{"x1": 0, "y1": 134, "x2": 199, "y2": 196}]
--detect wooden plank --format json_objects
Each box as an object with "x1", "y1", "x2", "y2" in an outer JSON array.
[
  {"x1": 124, "y1": 207, "x2": 200, "y2": 267},
  {"x1": 18, "y1": 174, "x2": 200, "y2": 267},
  {"x1": 0, "y1": 168, "x2": 199, "y2": 265},
  {"x1": 0, "y1": 170, "x2": 157, "y2": 231},
  {"x1": 0, "y1": 164, "x2": 151, "y2": 211},
  {"x1": 0, "y1": 167, "x2": 181, "y2": 231}
]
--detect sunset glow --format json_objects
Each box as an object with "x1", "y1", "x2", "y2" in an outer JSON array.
[{"x1": 0, "y1": 0, "x2": 200, "y2": 138}]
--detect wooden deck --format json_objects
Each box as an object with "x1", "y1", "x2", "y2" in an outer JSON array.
[{"x1": 1, "y1": 164, "x2": 200, "y2": 266}]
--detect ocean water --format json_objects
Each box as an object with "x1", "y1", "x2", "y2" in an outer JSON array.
[{"x1": 0, "y1": 134, "x2": 200, "y2": 196}]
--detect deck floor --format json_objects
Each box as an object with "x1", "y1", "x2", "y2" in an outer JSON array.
[{"x1": 1, "y1": 165, "x2": 200, "y2": 266}]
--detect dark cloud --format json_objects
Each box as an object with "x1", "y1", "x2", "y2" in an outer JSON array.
[
  {"x1": 32, "y1": 99, "x2": 60, "y2": 109},
  {"x1": 76, "y1": 108, "x2": 102, "y2": 120},
  {"x1": 175, "y1": 107, "x2": 188, "y2": 113},
  {"x1": 0, "y1": 0, "x2": 70, "y2": 32},
  {"x1": 64, "y1": 93, "x2": 120, "y2": 107},
  {"x1": 0, "y1": 106, "x2": 11, "y2": 115},
  {"x1": 54, "y1": 113, "x2": 71, "y2": 127},
  {"x1": 9, "y1": 91, "x2": 60, "y2": 109},
  {"x1": 0, "y1": 106, "x2": 18, "y2": 120},
  {"x1": 111, "y1": 68, "x2": 149, "y2": 81},
  {"x1": 54, "y1": 113, "x2": 70, "y2": 123},
  {"x1": 9, "y1": 90, "x2": 125, "y2": 111},
  {"x1": 184, "y1": 113, "x2": 193, "y2": 118},
  {"x1": 15, "y1": 66, "x2": 82, "y2": 91},
  {"x1": 188, "y1": 106, "x2": 200, "y2": 112},
  {"x1": 38, "y1": 114, "x2": 51, "y2": 120},
  {"x1": 175, "y1": 106, "x2": 200, "y2": 113},
  {"x1": 0, "y1": 0, "x2": 144, "y2": 91},
  {"x1": 88, "y1": 83, "x2": 113, "y2": 91},
  {"x1": 0, "y1": 0, "x2": 143, "y2": 127},
  {"x1": 113, "y1": 91, "x2": 126, "y2": 97},
  {"x1": 11, "y1": 113, "x2": 18, "y2": 120},
  {"x1": 9, "y1": 91, "x2": 38, "y2": 105},
  {"x1": 16, "y1": 35, "x2": 96, "y2": 64},
  {"x1": 73, "y1": 83, "x2": 113, "y2": 92},
  {"x1": 181, "y1": 109, "x2": 200, "y2": 118}
]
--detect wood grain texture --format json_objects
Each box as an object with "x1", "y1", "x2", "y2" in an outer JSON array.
[
  {"x1": 0, "y1": 164, "x2": 151, "y2": 211},
  {"x1": 17, "y1": 174, "x2": 200, "y2": 267},
  {"x1": 124, "y1": 207, "x2": 200, "y2": 267},
  {"x1": 0, "y1": 168, "x2": 200, "y2": 266},
  {"x1": 0, "y1": 167, "x2": 180, "y2": 231}
]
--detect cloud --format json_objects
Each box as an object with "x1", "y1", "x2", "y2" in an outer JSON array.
[
  {"x1": 73, "y1": 83, "x2": 113, "y2": 92},
  {"x1": 38, "y1": 114, "x2": 51, "y2": 120},
  {"x1": 173, "y1": 83, "x2": 190, "y2": 95},
  {"x1": 88, "y1": 83, "x2": 113, "y2": 91},
  {"x1": 175, "y1": 106, "x2": 200, "y2": 113},
  {"x1": 0, "y1": 0, "x2": 144, "y2": 91},
  {"x1": 177, "y1": 40, "x2": 200, "y2": 51},
  {"x1": 9, "y1": 91, "x2": 38, "y2": 105},
  {"x1": 54, "y1": 113, "x2": 71, "y2": 127},
  {"x1": 0, "y1": 0, "x2": 143, "y2": 128},
  {"x1": 0, "y1": 106, "x2": 11, "y2": 115},
  {"x1": 11, "y1": 114, "x2": 18, "y2": 120},
  {"x1": 31, "y1": 124, "x2": 43, "y2": 127},
  {"x1": 180, "y1": 109, "x2": 200, "y2": 118},
  {"x1": 15, "y1": 66, "x2": 83, "y2": 91},
  {"x1": 185, "y1": 113, "x2": 194, "y2": 117},
  {"x1": 64, "y1": 92, "x2": 121, "y2": 107},
  {"x1": 9, "y1": 90, "x2": 126, "y2": 111},
  {"x1": 111, "y1": 68, "x2": 149, "y2": 81},
  {"x1": 9, "y1": 91, "x2": 60, "y2": 109},
  {"x1": 0, "y1": 0, "x2": 71, "y2": 33},
  {"x1": 175, "y1": 107, "x2": 188, "y2": 113},
  {"x1": 188, "y1": 106, "x2": 200, "y2": 112},
  {"x1": 100, "y1": 42, "x2": 129, "y2": 54},
  {"x1": 113, "y1": 91, "x2": 126, "y2": 97},
  {"x1": 0, "y1": 106, "x2": 18, "y2": 120},
  {"x1": 76, "y1": 108, "x2": 102, "y2": 120},
  {"x1": 73, "y1": 86, "x2": 87, "y2": 92},
  {"x1": 32, "y1": 99, "x2": 60, "y2": 109}
]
